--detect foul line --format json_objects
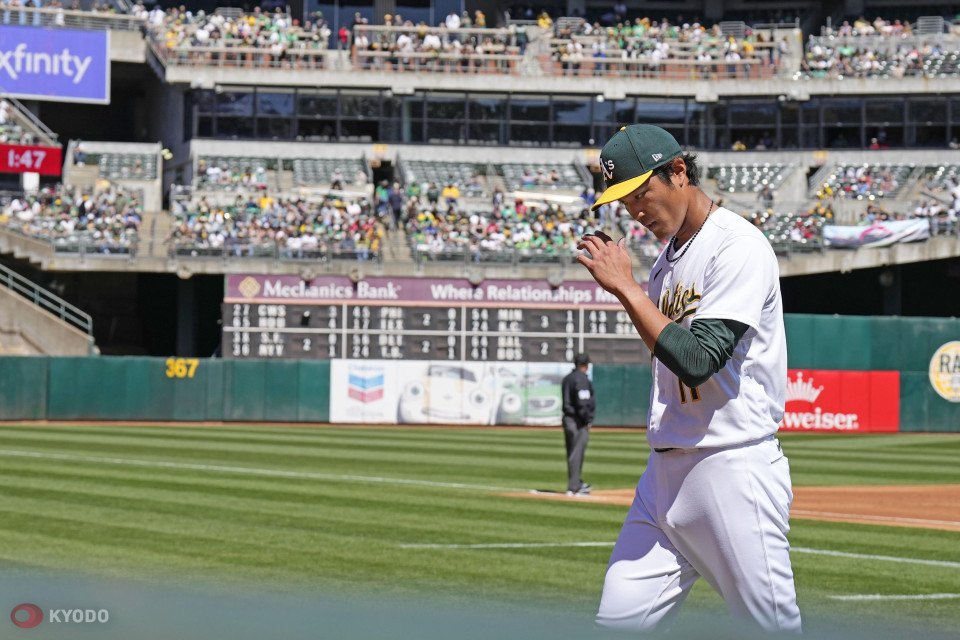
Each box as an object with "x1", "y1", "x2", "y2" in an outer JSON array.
[
  {"x1": 0, "y1": 449, "x2": 526, "y2": 493},
  {"x1": 829, "y1": 593, "x2": 960, "y2": 601},
  {"x1": 401, "y1": 541, "x2": 615, "y2": 549},
  {"x1": 400, "y1": 541, "x2": 960, "y2": 569},
  {"x1": 791, "y1": 547, "x2": 960, "y2": 569}
]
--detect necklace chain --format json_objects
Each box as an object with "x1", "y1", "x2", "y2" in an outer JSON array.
[{"x1": 666, "y1": 200, "x2": 714, "y2": 263}]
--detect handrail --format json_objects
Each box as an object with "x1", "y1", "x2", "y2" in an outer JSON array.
[
  {"x1": 0, "y1": 262, "x2": 93, "y2": 337},
  {"x1": 0, "y1": 6, "x2": 146, "y2": 32},
  {"x1": 0, "y1": 95, "x2": 59, "y2": 144}
]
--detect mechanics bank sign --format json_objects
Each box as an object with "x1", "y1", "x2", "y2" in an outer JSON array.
[
  {"x1": 779, "y1": 369, "x2": 900, "y2": 433},
  {"x1": 0, "y1": 26, "x2": 109, "y2": 103}
]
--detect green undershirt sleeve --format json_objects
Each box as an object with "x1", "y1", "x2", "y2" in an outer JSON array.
[{"x1": 653, "y1": 318, "x2": 750, "y2": 388}]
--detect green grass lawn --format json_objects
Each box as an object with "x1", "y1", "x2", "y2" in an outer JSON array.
[{"x1": 0, "y1": 425, "x2": 958, "y2": 639}]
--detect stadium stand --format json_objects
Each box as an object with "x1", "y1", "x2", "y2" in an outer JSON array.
[
  {"x1": 817, "y1": 163, "x2": 915, "y2": 199},
  {"x1": 496, "y1": 162, "x2": 587, "y2": 192},
  {"x1": 710, "y1": 163, "x2": 795, "y2": 193}
]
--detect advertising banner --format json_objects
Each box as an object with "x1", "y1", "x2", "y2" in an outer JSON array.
[
  {"x1": 226, "y1": 274, "x2": 628, "y2": 308},
  {"x1": 0, "y1": 26, "x2": 110, "y2": 103},
  {"x1": 823, "y1": 220, "x2": 930, "y2": 248},
  {"x1": 0, "y1": 143, "x2": 62, "y2": 176},
  {"x1": 330, "y1": 360, "x2": 570, "y2": 426},
  {"x1": 779, "y1": 369, "x2": 900, "y2": 432}
]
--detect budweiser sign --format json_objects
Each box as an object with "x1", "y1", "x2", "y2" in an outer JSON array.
[{"x1": 779, "y1": 369, "x2": 900, "y2": 433}]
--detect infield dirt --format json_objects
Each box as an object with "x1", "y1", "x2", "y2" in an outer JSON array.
[{"x1": 506, "y1": 485, "x2": 960, "y2": 532}]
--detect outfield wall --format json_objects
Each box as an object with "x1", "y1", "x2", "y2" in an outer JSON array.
[{"x1": 0, "y1": 315, "x2": 957, "y2": 430}]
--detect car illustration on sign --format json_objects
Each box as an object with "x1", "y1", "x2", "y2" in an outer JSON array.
[
  {"x1": 397, "y1": 363, "x2": 496, "y2": 424},
  {"x1": 497, "y1": 372, "x2": 563, "y2": 425}
]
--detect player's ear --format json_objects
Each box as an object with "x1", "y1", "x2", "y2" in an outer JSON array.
[{"x1": 670, "y1": 157, "x2": 686, "y2": 187}]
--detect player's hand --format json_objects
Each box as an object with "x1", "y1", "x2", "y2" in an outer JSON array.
[{"x1": 576, "y1": 232, "x2": 636, "y2": 297}]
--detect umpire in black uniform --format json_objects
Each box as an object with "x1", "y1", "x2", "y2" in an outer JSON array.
[{"x1": 562, "y1": 352, "x2": 595, "y2": 496}]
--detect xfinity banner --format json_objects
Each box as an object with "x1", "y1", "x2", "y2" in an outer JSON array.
[
  {"x1": 0, "y1": 26, "x2": 109, "y2": 104},
  {"x1": 823, "y1": 219, "x2": 930, "y2": 249}
]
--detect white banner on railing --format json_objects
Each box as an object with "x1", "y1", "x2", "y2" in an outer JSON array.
[{"x1": 822, "y1": 219, "x2": 930, "y2": 248}]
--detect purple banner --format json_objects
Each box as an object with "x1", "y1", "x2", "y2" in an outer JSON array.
[
  {"x1": 225, "y1": 274, "x2": 633, "y2": 308},
  {"x1": 0, "y1": 26, "x2": 109, "y2": 103}
]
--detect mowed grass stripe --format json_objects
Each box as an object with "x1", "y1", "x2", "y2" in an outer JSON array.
[
  {"x1": 0, "y1": 427, "x2": 650, "y2": 468},
  {"x1": 0, "y1": 470, "x2": 623, "y2": 545}
]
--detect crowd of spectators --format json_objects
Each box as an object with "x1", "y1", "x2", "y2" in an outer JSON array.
[
  {"x1": 146, "y1": 3, "x2": 332, "y2": 66},
  {"x1": 350, "y1": 10, "x2": 521, "y2": 73},
  {"x1": 0, "y1": 186, "x2": 142, "y2": 254},
  {"x1": 816, "y1": 165, "x2": 907, "y2": 199},
  {"x1": 550, "y1": 17, "x2": 787, "y2": 78},
  {"x1": 403, "y1": 194, "x2": 594, "y2": 261},
  {"x1": 167, "y1": 194, "x2": 386, "y2": 260},
  {"x1": 196, "y1": 158, "x2": 269, "y2": 191}
]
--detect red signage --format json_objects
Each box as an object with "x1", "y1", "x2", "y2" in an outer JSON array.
[
  {"x1": 779, "y1": 369, "x2": 900, "y2": 433},
  {"x1": 0, "y1": 144, "x2": 63, "y2": 176}
]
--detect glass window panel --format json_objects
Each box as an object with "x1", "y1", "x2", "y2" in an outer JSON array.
[
  {"x1": 195, "y1": 90, "x2": 217, "y2": 114},
  {"x1": 709, "y1": 103, "x2": 728, "y2": 128},
  {"x1": 865, "y1": 100, "x2": 901, "y2": 124},
  {"x1": 553, "y1": 125, "x2": 591, "y2": 146},
  {"x1": 636, "y1": 99, "x2": 686, "y2": 125},
  {"x1": 510, "y1": 95, "x2": 549, "y2": 122},
  {"x1": 870, "y1": 126, "x2": 901, "y2": 147},
  {"x1": 216, "y1": 117, "x2": 255, "y2": 138},
  {"x1": 592, "y1": 98, "x2": 615, "y2": 124},
  {"x1": 468, "y1": 121, "x2": 506, "y2": 145},
  {"x1": 729, "y1": 101, "x2": 776, "y2": 126},
  {"x1": 822, "y1": 99, "x2": 861, "y2": 125},
  {"x1": 340, "y1": 90, "x2": 381, "y2": 118},
  {"x1": 469, "y1": 94, "x2": 506, "y2": 121},
  {"x1": 825, "y1": 126, "x2": 860, "y2": 148},
  {"x1": 799, "y1": 125, "x2": 820, "y2": 148},
  {"x1": 384, "y1": 93, "x2": 422, "y2": 119},
  {"x1": 509, "y1": 123, "x2": 550, "y2": 145},
  {"x1": 296, "y1": 120, "x2": 336, "y2": 141},
  {"x1": 426, "y1": 94, "x2": 466, "y2": 120},
  {"x1": 257, "y1": 91, "x2": 295, "y2": 117},
  {"x1": 908, "y1": 99, "x2": 946, "y2": 124},
  {"x1": 217, "y1": 91, "x2": 254, "y2": 116},
  {"x1": 800, "y1": 99, "x2": 820, "y2": 126},
  {"x1": 553, "y1": 96, "x2": 591, "y2": 124},
  {"x1": 912, "y1": 125, "x2": 947, "y2": 147},
  {"x1": 340, "y1": 119, "x2": 379, "y2": 141},
  {"x1": 614, "y1": 99, "x2": 635, "y2": 125},
  {"x1": 257, "y1": 118, "x2": 292, "y2": 140},
  {"x1": 197, "y1": 115, "x2": 213, "y2": 138},
  {"x1": 427, "y1": 121, "x2": 465, "y2": 142},
  {"x1": 298, "y1": 90, "x2": 338, "y2": 118}
]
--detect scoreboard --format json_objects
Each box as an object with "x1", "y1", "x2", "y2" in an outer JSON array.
[{"x1": 222, "y1": 274, "x2": 651, "y2": 365}]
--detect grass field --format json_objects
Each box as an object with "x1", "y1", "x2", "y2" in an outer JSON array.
[{"x1": 1, "y1": 424, "x2": 959, "y2": 638}]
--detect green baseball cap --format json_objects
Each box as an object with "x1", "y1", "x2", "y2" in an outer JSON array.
[{"x1": 591, "y1": 125, "x2": 682, "y2": 211}]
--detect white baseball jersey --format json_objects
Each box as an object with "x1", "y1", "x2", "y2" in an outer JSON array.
[{"x1": 646, "y1": 206, "x2": 787, "y2": 449}]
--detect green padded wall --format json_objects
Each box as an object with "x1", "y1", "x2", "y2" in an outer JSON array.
[{"x1": 0, "y1": 357, "x2": 47, "y2": 420}]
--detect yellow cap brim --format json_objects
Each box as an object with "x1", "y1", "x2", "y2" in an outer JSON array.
[{"x1": 590, "y1": 170, "x2": 652, "y2": 211}]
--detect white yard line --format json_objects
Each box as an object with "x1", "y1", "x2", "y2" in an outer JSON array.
[
  {"x1": 829, "y1": 594, "x2": 960, "y2": 601},
  {"x1": 792, "y1": 510, "x2": 960, "y2": 528},
  {"x1": 0, "y1": 449, "x2": 526, "y2": 493}
]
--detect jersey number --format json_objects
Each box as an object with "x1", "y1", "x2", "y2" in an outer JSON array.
[{"x1": 678, "y1": 379, "x2": 700, "y2": 404}]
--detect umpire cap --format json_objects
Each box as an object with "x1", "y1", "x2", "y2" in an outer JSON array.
[{"x1": 574, "y1": 352, "x2": 590, "y2": 367}]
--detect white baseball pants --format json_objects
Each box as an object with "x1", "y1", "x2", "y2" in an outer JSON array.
[{"x1": 596, "y1": 436, "x2": 801, "y2": 633}]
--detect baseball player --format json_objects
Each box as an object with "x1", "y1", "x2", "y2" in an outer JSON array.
[
  {"x1": 576, "y1": 125, "x2": 800, "y2": 632},
  {"x1": 561, "y1": 352, "x2": 595, "y2": 496}
]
